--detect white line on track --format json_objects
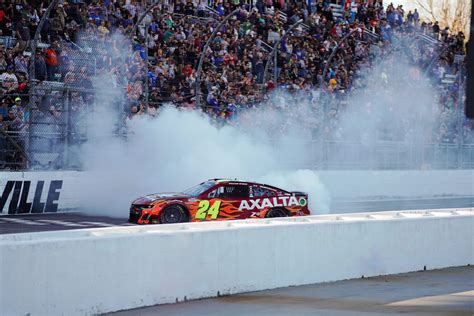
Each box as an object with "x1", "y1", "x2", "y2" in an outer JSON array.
[
  {"x1": 0, "y1": 218, "x2": 48, "y2": 225},
  {"x1": 79, "y1": 221, "x2": 118, "y2": 227},
  {"x1": 35, "y1": 220, "x2": 89, "y2": 227}
]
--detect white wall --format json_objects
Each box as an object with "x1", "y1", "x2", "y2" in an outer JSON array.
[
  {"x1": 317, "y1": 170, "x2": 474, "y2": 199},
  {"x1": 0, "y1": 171, "x2": 81, "y2": 215},
  {"x1": 1, "y1": 209, "x2": 472, "y2": 316},
  {"x1": 1, "y1": 170, "x2": 472, "y2": 215}
]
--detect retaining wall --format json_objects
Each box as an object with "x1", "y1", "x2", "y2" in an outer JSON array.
[{"x1": 1, "y1": 209, "x2": 472, "y2": 315}]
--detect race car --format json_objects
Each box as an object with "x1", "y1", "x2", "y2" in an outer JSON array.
[{"x1": 129, "y1": 179, "x2": 310, "y2": 224}]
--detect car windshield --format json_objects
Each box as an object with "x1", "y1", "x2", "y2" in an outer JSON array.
[{"x1": 182, "y1": 181, "x2": 216, "y2": 197}]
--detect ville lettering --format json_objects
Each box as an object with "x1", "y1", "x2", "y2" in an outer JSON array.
[{"x1": 0, "y1": 180, "x2": 62, "y2": 214}]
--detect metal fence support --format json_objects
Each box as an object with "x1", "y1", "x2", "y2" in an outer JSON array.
[
  {"x1": 29, "y1": 0, "x2": 58, "y2": 81},
  {"x1": 262, "y1": 19, "x2": 303, "y2": 85},
  {"x1": 320, "y1": 28, "x2": 359, "y2": 94},
  {"x1": 130, "y1": 1, "x2": 161, "y2": 37},
  {"x1": 144, "y1": 22, "x2": 150, "y2": 108},
  {"x1": 63, "y1": 89, "x2": 70, "y2": 168},
  {"x1": 456, "y1": 63, "x2": 465, "y2": 168},
  {"x1": 195, "y1": 8, "x2": 240, "y2": 108},
  {"x1": 424, "y1": 42, "x2": 457, "y2": 77}
]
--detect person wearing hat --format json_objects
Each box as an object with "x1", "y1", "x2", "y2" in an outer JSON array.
[
  {"x1": 14, "y1": 97, "x2": 21, "y2": 107},
  {"x1": 329, "y1": 78, "x2": 337, "y2": 91},
  {"x1": 11, "y1": 96, "x2": 27, "y2": 122},
  {"x1": 0, "y1": 64, "x2": 18, "y2": 90}
]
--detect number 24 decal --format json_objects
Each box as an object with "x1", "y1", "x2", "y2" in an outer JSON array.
[{"x1": 195, "y1": 200, "x2": 222, "y2": 220}]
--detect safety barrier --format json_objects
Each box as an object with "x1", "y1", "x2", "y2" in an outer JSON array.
[
  {"x1": 1, "y1": 208, "x2": 472, "y2": 315},
  {"x1": 0, "y1": 170, "x2": 472, "y2": 215}
]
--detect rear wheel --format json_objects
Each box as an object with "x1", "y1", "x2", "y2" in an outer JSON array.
[
  {"x1": 266, "y1": 208, "x2": 289, "y2": 218},
  {"x1": 159, "y1": 205, "x2": 189, "y2": 224}
]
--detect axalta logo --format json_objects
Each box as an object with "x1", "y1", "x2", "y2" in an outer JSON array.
[{"x1": 239, "y1": 196, "x2": 302, "y2": 211}]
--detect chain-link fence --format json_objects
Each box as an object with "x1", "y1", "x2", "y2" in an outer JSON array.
[{"x1": 4, "y1": 121, "x2": 473, "y2": 171}]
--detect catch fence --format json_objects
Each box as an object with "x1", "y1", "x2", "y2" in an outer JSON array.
[{"x1": 2, "y1": 109, "x2": 473, "y2": 170}]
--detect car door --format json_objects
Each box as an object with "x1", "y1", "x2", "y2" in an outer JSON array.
[
  {"x1": 195, "y1": 183, "x2": 250, "y2": 221},
  {"x1": 248, "y1": 185, "x2": 279, "y2": 218}
]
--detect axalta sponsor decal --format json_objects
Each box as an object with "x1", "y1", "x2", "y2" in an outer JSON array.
[
  {"x1": 239, "y1": 196, "x2": 301, "y2": 211},
  {"x1": 0, "y1": 180, "x2": 62, "y2": 214}
]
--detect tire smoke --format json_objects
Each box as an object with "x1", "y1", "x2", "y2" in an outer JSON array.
[{"x1": 79, "y1": 106, "x2": 330, "y2": 216}]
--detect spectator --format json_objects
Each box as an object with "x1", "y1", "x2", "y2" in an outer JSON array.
[
  {"x1": 14, "y1": 15, "x2": 30, "y2": 53},
  {"x1": 45, "y1": 42, "x2": 59, "y2": 81},
  {"x1": 33, "y1": 50, "x2": 47, "y2": 81},
  {"x1": 0, "y1": 64, "x2": 18, "y2": 91}
]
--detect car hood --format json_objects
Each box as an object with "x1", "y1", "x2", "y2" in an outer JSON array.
[{"x1": 132, "y1": 193, "x2": 191, "y2": 205}]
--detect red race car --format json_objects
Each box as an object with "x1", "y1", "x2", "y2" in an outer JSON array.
[{"x1": 129, "y1": 179, "x2": 310, "y2": 224}]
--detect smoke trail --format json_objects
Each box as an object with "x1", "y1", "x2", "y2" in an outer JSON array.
[
  {"x1": 80, "y1": 106, "x2": 330, "y2": 215},
  {"x1": 76, "y1": 31, "x2": 461, "y2": 217}
]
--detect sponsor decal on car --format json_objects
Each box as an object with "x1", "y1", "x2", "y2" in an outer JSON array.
[{"x1": 238, "y1": 196, "x2": 301, "y2": 211}]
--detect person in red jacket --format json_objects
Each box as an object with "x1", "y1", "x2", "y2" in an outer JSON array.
[{"x1": 45, "y1": 42, "x2": 59, "y2": 81}]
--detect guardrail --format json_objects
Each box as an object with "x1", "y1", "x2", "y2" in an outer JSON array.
[{"x1": 1, "y1": 208, "x2": 472, "y2": 315}]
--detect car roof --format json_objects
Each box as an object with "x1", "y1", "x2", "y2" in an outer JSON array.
[{"x1": 206, "y1": 179, "x2": 288, "y2": 192}]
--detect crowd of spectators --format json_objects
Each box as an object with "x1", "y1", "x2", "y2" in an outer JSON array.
[{"x1": 0, "y1": 0, "x2": 471, "y2": 169}]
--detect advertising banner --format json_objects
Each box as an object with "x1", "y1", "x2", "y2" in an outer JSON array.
[{"x1": 0, "y1": 172, "x2": 80, "y2": 215}]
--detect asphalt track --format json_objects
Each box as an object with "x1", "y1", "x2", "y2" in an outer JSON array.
[
  {"x1": 0, "y1": 196, "x2": 472, "y2": 235},
  {"x1": 108, "y1": 266, "x2": 474, "y2": 316}
]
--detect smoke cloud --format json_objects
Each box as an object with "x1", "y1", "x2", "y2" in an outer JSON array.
[
  {"x1": 80, "y1": 106, "x2": 330, "y2": 216},
  {"x1": 76, "y1": 31, "x2": 464, "y2": 218}
]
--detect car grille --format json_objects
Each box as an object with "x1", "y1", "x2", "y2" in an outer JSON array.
[{"x1": 129, "y1": 205, "x2": 146, "y2": 223}]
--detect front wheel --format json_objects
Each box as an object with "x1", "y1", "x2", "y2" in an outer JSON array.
[
  {"x1": 159, "y1": 205, "x2": 189, "y2": 224},
  {"x1": 266, "y1": 208, "x2": 289, "y2": 218}
]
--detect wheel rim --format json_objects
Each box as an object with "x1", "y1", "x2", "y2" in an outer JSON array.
[
  {"x1": 268, "y1": 209, "x2": 286, "y2": 218},
  {"x1": 164, "y1": 207, "x2": 182, "y2": 223}
]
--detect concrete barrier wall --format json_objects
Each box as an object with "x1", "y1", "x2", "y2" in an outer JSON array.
[
  {"x1": 0, "y1": 171, "x2": 80, "y2": 215},
  {"x1": 317, "y1": 169, "x2": 474, "y2": 199},
  {"x1": 1, "y1": 209, "x2": 472, "y2": 316},
  {"x1": 1, "y1": 170, "x2": 472, "y2": 215}
]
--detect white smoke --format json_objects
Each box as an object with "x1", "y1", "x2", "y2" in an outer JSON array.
[
  {"x1": 76, "y1": 31, "x2": 456, "y2": 218},
  {"x1": 80, "y1": 106, "x2": 330, "y2": 216}
]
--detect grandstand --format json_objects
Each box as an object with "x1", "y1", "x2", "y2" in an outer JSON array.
[{"x1": 0, "y1": 0, "x2": 471, "y2": 170}]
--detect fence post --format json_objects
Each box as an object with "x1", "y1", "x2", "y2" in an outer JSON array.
[
  {"x1": 144, "y1": 22, "x2": 149, "y2": 108},
  {"x1": 195, "y1": 8, "x2": 240, "y2": 108},
  {"x1": 262, "y1": 19, "x2": 303, "y2": 85},
  {"x1": 456, "y1": 62, "x2": 465, "y2": 169},
  {"x1": 130, "y1": 1, "x2": 162, "y2": 37},
  {"x1": 63, "y1": 89, "x2": 70, "y2": 169},
  {"x1": 30, "y1": 0, "x2": 58, "y2": 83}
]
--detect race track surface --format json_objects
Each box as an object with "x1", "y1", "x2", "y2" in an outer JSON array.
[
  {"x1": 0, "y1": 196, "x2": 472, "y2": 235},
  {"x1": 107, "y1": 266, "x2": 474, "y2": 316}
]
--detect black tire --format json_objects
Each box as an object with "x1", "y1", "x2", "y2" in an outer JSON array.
[
  {"x1": 159, "y1": 205, "x2": 189, "y2": 224},
  {"x1": 266, "y1": 208, "x2": 289, "y2": 218}
]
